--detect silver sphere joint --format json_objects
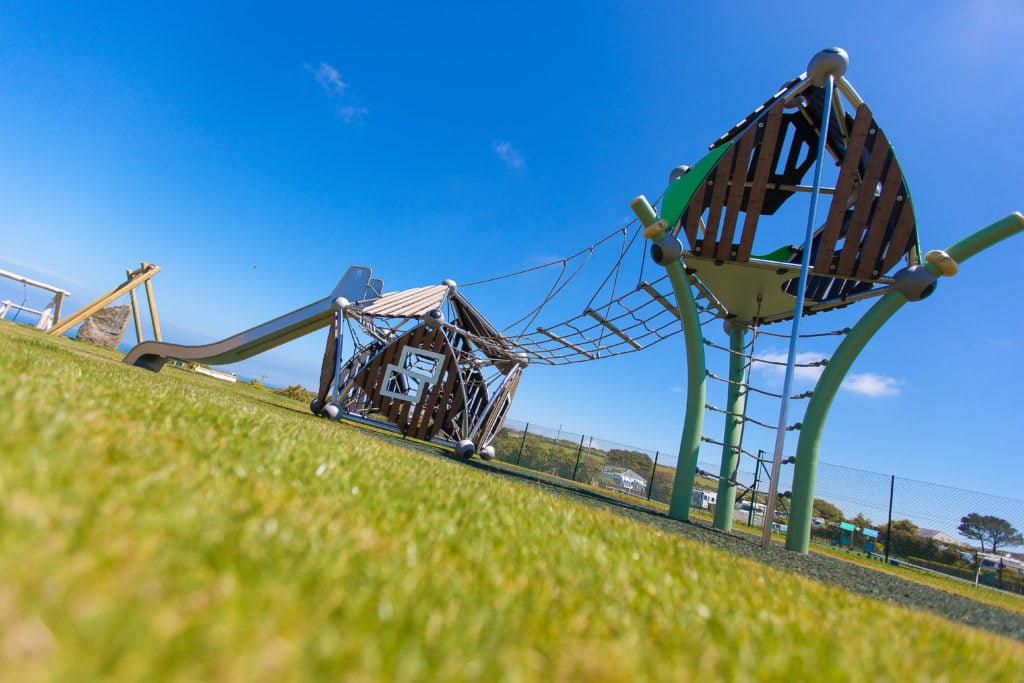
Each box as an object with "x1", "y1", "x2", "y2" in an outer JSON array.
[
  {"x1": 332, "y1": 296, "x2": 350, "y2": 312},
  {"x1": 442, "y1": 278, "x2": 457, "y2": 293},
  {"x1": 807, "y1": 47, "x2": 849, "y2": 86},
  {"x1": 422, "y1": 308, "x2": 445, "y2": 330},
  {"x1": 322, "y1": 403, "x2": 342, "y2": 421},
  {"x1": 455, "y1": 439, "x2": 476, "y2": 460},
  {"x1": 650, "y1": 235, "x2": 683, "y2": 266},
  {"x1": 893, "y1": 265, "x2": 938, "y2": 302},
  {"x1": 479, "y1": 445, "x2": 496, "y2": 461},
  {"x1": 668, "y1": 165, "x2": 690, "y2": 183},
  {"x1": 310, "y1": 398, "x2": 324, "y2": 415}
]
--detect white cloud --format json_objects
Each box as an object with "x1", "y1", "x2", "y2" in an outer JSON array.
[
  {"x1": 493, "y1": 141, "x2": 525, "y2": 170},
  {"x1": 842, "y1": 373, "x2": 902, "y2": 398},
  {"x1": 336, "y1": 104, "x2": 369, "y2": 124},
  {"x1": 671, "y1": 386, "x2": 683, "y2": 393},
  {"x1": 751, "y1": 350, "x2": 827, "y2": 384},
  {"x1": 305, "y1": 61, "x2": 367, "y2": 123},
  {"x1": 309, "y1": 62, "x2": 346, "y2": 96}
]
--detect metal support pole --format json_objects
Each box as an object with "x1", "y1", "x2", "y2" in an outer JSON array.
[
  {"x1": 762, "y1": 72, "x2": 836, "y2": 549},
  {"x1": 516, "y1": 422, "x2": 529, "y2": 466},
  {"x1": 571, "y1": 434, "x2": 586, "y2": 481},
  {"x1": 748, "y1": 455, "x2": 762, "y2": 528},
  {"x1": 647, "y1": 451, "x2": 659, "y2": 501},
  {"x1": 884, "y1": 475, "x2": 895, "y2": 563},
  {"x1": 714, "y1": 324, "x2": 748, "y2": 531}
]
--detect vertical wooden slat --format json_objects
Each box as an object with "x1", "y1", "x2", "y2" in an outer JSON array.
[
  {"x1": 834, "y1": 122, "x2": 891, "y2": 277},
  {"x1": 812, "y1": 104, "x2": 874, "y2": 273},
  {"x1": 714, "y1": 121, "x2": 757, "y2": 261},
  {"x1": 853, "y1": 146, "x2": 904, "y2": 279},
  {"x1": 879, "y1": 199, "x2": 917, "y2": 273},
  {"x1": 736, "y1": 103, "x2": 784, "y2": 261},
  {"x1": 700, "y1": 146, "x2": 736, "y2": 255}
]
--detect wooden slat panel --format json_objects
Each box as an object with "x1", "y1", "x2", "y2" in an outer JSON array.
[
  {"x1": 812, "y1": 104, "x2": 873, "y2": 273},
  {"x1": 682, "y1": 204, "x2": 700, "y2": 250},
  {"x1": 700, "y1": 146, "x2": 736, "y2": 254},
  {"x1": 362, "y1": 285, "x2": 446, "y2": 317},
  {"x1": 715, "y1": 120, "x2": 757, "y2": 261},
  {"x1": 736, "y1": 102, "x2": 784, "y2": 261},
  {"x1": 879, "y1": 198, "x2": 917, "y2": 273},
  {"x1": 406, "y1": 329, "x2": 451, "y2": 440},
  {"x1": 384, "y1": 327, "x2": 427, "y2": 427},
  {"x1": 834, "y1": 123, "x2": 890, "y2": 277},
  {"x1": 853, "y1": 143, "x2": 904, "y2": 279},
  {"x1": 316, "y1": 315, "x2": 339, "y2": 402}
]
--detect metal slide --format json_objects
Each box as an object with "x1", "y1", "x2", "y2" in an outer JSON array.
[{"x1": 123, "y1": 266, "x2": 378, "y2": 372}]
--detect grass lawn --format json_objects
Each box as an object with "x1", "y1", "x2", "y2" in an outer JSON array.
[{"x1": 2, "y1": 322, "x2": 1022, "y2": 681}]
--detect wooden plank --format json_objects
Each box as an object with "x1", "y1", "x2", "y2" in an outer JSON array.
[
  {"x1": 363, "y1": 285, "x2": 447, "y2": 317},
  {"x1": 812, "y1": 104, "x2": 873, "y2": 273},
  {"x1": 880, "y1": 198, "x2": 917, "y2": 273},
  {"x1": 143, "y1": 268, "x2": 162, "y2": 341},
  {"x1": 736, "y1": 103, "x2": 784, "y2": 261},
  {"x1": 700, "y1": 146, "x2": 736, "y2": 255},
  {"x1": 49, "y1": 264, "x2": 161, "y2": 337},
  {"x1": 714, "y1": 120, "x2": 757, "y2": 261},
  {"x1": 834, "y1": 119, "x2": 891, "y2": 277},
  {"x1": 853, "y1": 140, "x2": 904, "y2": 279}
]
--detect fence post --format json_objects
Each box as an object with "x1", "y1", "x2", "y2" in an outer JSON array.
[
  {"x1": 884, "y1": 474, "x2": 895, "y2": 563},
  {"x1": 516, "y1": 423, "x2": 529, "y2": 466},
  {"x1": 572, "y1": 434, "x2": 586, "y2": 481},
  {"x1": 648, "y1": 451, "x2": 659, "y2": 501}
]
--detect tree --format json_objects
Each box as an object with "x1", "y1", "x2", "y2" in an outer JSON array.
[
  {"x1": 889, "y1": 519, "x2": 918, "y2": 535},
  {"x1": 812, "y1": 498, "x2": 844, "y2": 523},
  {"x1": 851, "y1": 513, "x2": 874, "y2": 531},
  {"x1": 605, "y1": 448, "x2": 655, "y2": 476},
  {"x1": 958, "y1": 514, "x2": 1023, "y2": 553}
]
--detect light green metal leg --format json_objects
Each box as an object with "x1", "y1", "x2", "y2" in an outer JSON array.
[
  {"x1": 713, "y1": 324, "x2": 747, "y2": 531},
  {"x1": 665, "y1": 260, "x2": 708, "y2": 521},
  {"x1": 787, "y1": 213, "x2": 1024, "y2": 552},
  {"x1": 629, "y1": 194, "x2": 707, "y2": 522}
]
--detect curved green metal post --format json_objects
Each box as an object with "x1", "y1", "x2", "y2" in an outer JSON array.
[
  {"x1": 713, "y1": 324, "x2": 747, "y2": 531},
  {"x1": 629, "y1": 194, "x2": 708, "y2": 522},
  {"x1": 786, "y1": 212, "x2": 1024, "y2": 552},
  {"x1": 665, "y1": 260, "x2": 707, "y2": 521}
]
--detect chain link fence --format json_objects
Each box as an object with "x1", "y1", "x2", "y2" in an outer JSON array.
[{"x1": 492, "y1": 419, "x2": 1024, "y2": 595}]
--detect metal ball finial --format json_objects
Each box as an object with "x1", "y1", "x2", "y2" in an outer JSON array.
[
  {"x1": 807, "y1": 47, "x2": 849, "y2": 86},
  {"x1": 668, "y1": 165, "x2": 690, "y2": 183},
  {"x1": 442, "y1": 278, "x2": 457, "y2": 291},
  {"x1": 332, "y1": 296, "x2": 350, "y2": 312}
]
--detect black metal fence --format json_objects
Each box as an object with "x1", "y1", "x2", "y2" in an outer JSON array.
[{"x1": 492, "y1": 418, "x2": 1024, "y2": 595}]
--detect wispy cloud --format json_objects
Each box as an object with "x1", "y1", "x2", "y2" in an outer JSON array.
[
  {"x1": 842, "y1": 373, "x2": 902, "y2": 398},
  {"x1": 493, "y1": 141, "x2": 525, "y2": 170},
  {"x1": 751, "y1": 349, "x2": 902, "y2": 398},
  {"x1": 309, "y1": 62, "x2": 346, "y2": 96},
  {"x1": 0, "y1": 256, "x2": 84, "y2": 287},
  {"x1": 752, "y1": 350, "x2": 827, "y2": 384},
  {"x1": 671, "y1": 386, "x2": 683, "y2": 393},
  {"x1": 304, "y1": 61, "x2": 367, "y2": 124}
]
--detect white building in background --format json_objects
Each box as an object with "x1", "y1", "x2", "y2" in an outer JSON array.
[
  {"x1": 597, "y1": 466, "x2": 647, "y2": 497},
  {"x1": 916, "y1": 528, "x2": 959, "y2": 546}
]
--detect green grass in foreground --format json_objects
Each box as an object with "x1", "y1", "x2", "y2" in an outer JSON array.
[{"x1": 1, "y1": 323, "x2": 1022, "y2": 681}]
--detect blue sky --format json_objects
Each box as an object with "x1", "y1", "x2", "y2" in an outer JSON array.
[{"x1": 2, "y1": 2, "x2": 1023, "y2": 505}]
